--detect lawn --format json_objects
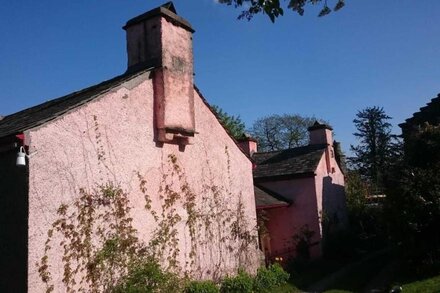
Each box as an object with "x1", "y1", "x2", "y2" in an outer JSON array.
[
  {"x1": 277, "y1": 248, "x2": 440, "y2": 293},
  {"x1": 401, "y1": 274, "x2": 440, "y2": 292},
  {"x1": 319, "y1": 274, "x2": 440, "y2": 293}
]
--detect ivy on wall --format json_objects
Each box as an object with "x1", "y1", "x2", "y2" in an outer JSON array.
[{"x1": 38, "y1": 152, "x2": 258, "y2": 292}]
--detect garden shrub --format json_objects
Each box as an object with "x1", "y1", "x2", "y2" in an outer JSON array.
[
  {"x1": 220, "y1": 270, "x2": 253, "y2": 293},
  {"x1": 253, "y1": 266, "x2": 276, "y2": 292},
  {"x1": 253, "y1": 263, "x2": 290, "y2": 292},
  {"x1": 112, "y1": 259, "x2": 182, "y2": 292},
  {"x1": 269, "y1": 263, "x2": 290, "y2": 285},
  {"x1": 184, "y1": 280, "x2": 219, "y2": 293}
]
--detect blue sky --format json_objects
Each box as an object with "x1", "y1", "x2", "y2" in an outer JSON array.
[{"x1": 1, "y1": 0, "x2": 440, "y2": 154}]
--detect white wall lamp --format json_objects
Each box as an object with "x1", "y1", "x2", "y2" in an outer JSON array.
[{"x1": 16, "y1": 146, "x2": 37, "y2": 166}]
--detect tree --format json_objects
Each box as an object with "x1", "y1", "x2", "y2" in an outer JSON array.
[
  {"x1": 211, "y1": 105, "x2": 246, "y2": 139},
  {"x1": 218, "y1": 0, "x2": 345, "y2": 22},
  {"x1": 249, "y1": 114, "x2": 318, "y2": 151},
  {"x1": 385, "y1": 124, "x2": 440, "y2": 265},
  {"x1": 349, "y1": 106, "x2": 398, "y2": 191}
]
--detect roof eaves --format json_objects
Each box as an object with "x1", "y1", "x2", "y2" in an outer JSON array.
[
  {"x1": 255, "y1": 184, "x2": 292, "y2": 205},
  {"x1": 254, "y1": 171, "x2": 316, "y2": 182},
  {"x1": 256, "y1": 204, "x2": 289, "y2": 210}
]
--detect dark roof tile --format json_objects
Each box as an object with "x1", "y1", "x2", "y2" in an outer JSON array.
[
  {"x1": 253, "y1": 144, "x2": 326, "y2": 179},
  {"x1": 399, "y1": 93, "x2": 440, "y2": 129},
  {"x1": 0, "y1": 68, "x2": 153, "y2": 139},
  {"x1": 254, "y1": 185, "x2": 290, "y2": 208}
]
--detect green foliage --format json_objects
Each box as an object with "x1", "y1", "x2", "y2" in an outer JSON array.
[
  {"x1": 343, "y1": 171, "x2": 386, "y2": 252},
  {"x1": 269, "y1": 263, "x2": 290, "y2": 284},
  {"x1": 38, "y1": 184, "x2": 142, "y2": 292},
  {"x1": 185, "y1": 280, "x2": 219, "y2": 293},
  {"x1": 385, "y1": 124, "x2": 440, "y2": 266},
  {"x1": 402, "y1": 274, "x2": 440, "y2": 292},
  {"x1": 211, "y1": 105, "x2": 246, "y2": 139},
  {"x1": 349, "y1": 106, "x2": 399, "y2": 191},
  {"x1": 113, "y1": 259, "x2": 182, "y2": 293},
  {"x1": 292, "y1": 225, "x2": 315, "y2": 260},
  {"x1": 218, "y1": 0, "x2": 345, "y2": 22},
  {"x1": 345, "y1": 171, "x2": 368, "y2": 214},
  {"x1": 405, "y1": 123, "x2": 440, "y2": 168},
  {"x1": 250, "y1": 114, "x2": 322, "y2": 151},
  {"x1": 254, "y1": 263, "x2": 290, "y2": 292},
  {"x1": 220, "y1": 270, "x2": 254, "y2": 293}
]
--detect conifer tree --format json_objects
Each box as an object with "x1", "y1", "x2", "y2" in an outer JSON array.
[{"x1": 349, "y1": 106, "x2": 397, "y2": 191}]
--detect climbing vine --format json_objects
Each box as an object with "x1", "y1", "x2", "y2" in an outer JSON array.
[
  {"x1": 38, "y1": 184, "x2": 143, "y2": 292},
  {"x1": 38, "y1": 151, "x2": 258, "y2": 292}
]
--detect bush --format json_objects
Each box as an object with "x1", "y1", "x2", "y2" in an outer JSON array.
[
  {"x1": 253, "y1": 263, "x2": 290, "y2": 292},
  {"x1": 185, "y1": 280, "x2": 219, "y2": 293},
  {"x1": 253, "y1": 267, "x2": 276, "y2": 291},
  {"x1": 112, "y1": 259, "x2": 182, "y2": 292},
  {"x1": 269, "y1": 263, "x2": 290, "y2": 285},
  {"x1": 220, "y1": 270, "x2": 253, "y2": 293}
]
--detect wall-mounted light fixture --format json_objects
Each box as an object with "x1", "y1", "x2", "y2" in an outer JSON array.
[
  {"x1": 16, "y1": 146, "x2": 37, "y2": 167},
  {"x1": 16, "y1": 146, "x2": 28, "y2": 166}
]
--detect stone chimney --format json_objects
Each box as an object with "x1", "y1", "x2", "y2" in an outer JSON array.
[
  {"x1": 308, "y1": 121, "x2": 333, "y2": 145},
  {"x1": 237, "y1": 134, "x2": 258, "y2": 156},
  {"x1": 123, "y1": 2, "x2": 195, "y2": 143},
  {"x1": 308, "y1": 121, "x2": 335, "y2": 173}
]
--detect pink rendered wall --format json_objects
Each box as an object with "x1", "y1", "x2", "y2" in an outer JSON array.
[
  {"x1": 259, "y1": 177, "x2": 323, "y2": 260},
  {"x1": 25, "y1": 72, "x2": 260, "y2": 292},
  {"x1": 314, "y1": 146, "x2": 347, "y2": 235},
  {"x1": 259, "y1": 144, "x2": 347, "y2": 261}
]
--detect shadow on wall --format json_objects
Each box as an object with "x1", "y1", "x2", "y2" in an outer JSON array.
[
  {"x1": 0, "y1": 150, "x2": 28, "y2": 292},
  {"x1": 322, "y1": 176, "x2": 347, "y2": 234}
]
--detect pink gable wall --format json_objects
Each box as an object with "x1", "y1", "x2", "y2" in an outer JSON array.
[
  {"x1": 259, "y1": 177, "x2": 322, "y2": 259},
  {"x1": 314, "y1": 146, "x2": 347, "y2": 236},
  {"x1": 259, "y1": 144, "x2": 346, "y2": 261},
  {"x1": 25, "y1": 72, "x2": 260, "y2": 291}
]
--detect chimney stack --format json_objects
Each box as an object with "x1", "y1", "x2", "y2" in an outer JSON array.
[
  {"x1": 237, "y1": 134, "x2": 258, "y2": 156},
  {"x1": 123, "y1": 2, "x2": 195, "y2": 143},
  {"x1": 308, "y1": 121, "x2": 333, "y2": 145}
]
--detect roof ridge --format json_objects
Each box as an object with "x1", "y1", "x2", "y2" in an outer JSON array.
[{"x1": 254, "y1": 143, "x2": 327, "y2": 155}]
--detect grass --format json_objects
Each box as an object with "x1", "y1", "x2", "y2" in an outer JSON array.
[
  {"x1": 321, "y1": 251, "x2": 390, "y2": 291},
  {"x1": 272, "y1": 282, "x2": 300, "y2": 292},
  {"x1": 401, "y1": 274, "x2": 440, "y2": 292},
  {"x1": 319, "y1": 274, "x2": 440, "y2": 293},
  {"x1": 289, "y1": 257, "x2": 352, "y2": 289}
]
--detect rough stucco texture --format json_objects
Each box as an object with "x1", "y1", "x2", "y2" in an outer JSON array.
[
  {"x1": 260, "y1": 177, "x2": 322, "y2": 259},
  {"x1": 159, "y1": 17, "x2": 195, "y2": 133},
  {"x1": 260, "y1": 145, "x2": 346, "y2": 260},
  {"x1": 26, "y1": 72, "x2": 260, "y2": 292}
]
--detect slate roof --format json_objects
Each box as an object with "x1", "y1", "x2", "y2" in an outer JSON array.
[
  {"x1": 254, "y1": 185, "x2": 290, "y2": 208},
  {"x1": 253, "y1": 144, "x2": 327, "y2": 180},
  {"x1": 399, "y1": 93, "x2": 440, "y2": 130},
  {"x1": 0, "y1": 68, "x2": 253, "y2": 163},
  {"x1": 0, "y1": 68, "x2": 153, "y2": 139}
]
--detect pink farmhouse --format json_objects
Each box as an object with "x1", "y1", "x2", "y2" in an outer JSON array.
[
  {"x1": 0, "y1": 3, "x2": 260, "y2": 292},
  {"x1": 241, "y1": 122, "x2": 347, "y2": 261}
]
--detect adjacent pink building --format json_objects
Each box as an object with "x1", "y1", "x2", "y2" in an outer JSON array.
[
  {"x1": 0, "y1": 3, "x2": 260, "y2": 292},
  {"x1": 241, "y1": 122, "x2": 347, "y2": 262}
]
